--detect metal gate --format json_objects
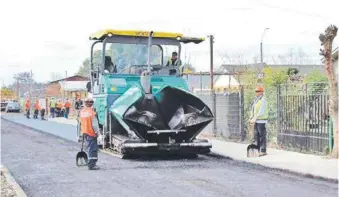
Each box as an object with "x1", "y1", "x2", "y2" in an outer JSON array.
[{"x1": 277, "y1": 84, "x2": 331, "y2": 153}]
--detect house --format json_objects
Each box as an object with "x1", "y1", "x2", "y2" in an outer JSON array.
[
  {"x1": 219, "y1": 63, "x2": 324, "y2": 76},
  {"x1": 183, "y1": 73, "x2": 216, "y2": 91},
  {"x1": 45, "y1": 75, "x2": 89, "y2": 99}
]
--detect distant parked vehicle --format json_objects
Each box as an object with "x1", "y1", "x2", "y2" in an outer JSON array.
[
  {"x1": 1, "y1": 101, "x2": 8, "y2": 111},
  {"x1": 5, "y1": 101, "x2": 20, "y2": 113}
]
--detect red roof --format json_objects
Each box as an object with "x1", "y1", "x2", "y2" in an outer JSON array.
[{"x1": 48, "y1": 75, "x2": 89, "y2": 84}]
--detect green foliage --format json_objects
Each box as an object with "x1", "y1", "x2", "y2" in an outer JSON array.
[
  {"x1": 304, "y1": 70, "x2": 328, "y2": 83},
  {"x1": 77, "y1": 50, "x2": 102, "y2": 77},
  {"x1": 263, "y1": 67, "x2": 289, "y2": 87},
  {"x1": 287, "y1": 68, "x2": 299, "y2": 76},
  {"x1": 304, "y1": 70, "x2": 328, "y2": 94}
]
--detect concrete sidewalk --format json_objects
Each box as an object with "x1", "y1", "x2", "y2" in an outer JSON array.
[
  {"x1": 210, "y1": 140, "x2": 338, "y2": 181},
  {"x1": 4, "y1": 115, "x2": 338, "y2": 181}
]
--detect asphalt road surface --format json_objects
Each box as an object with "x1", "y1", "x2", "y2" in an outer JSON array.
[{"x1": 1, "y1": 117, "x2": 338, "y2": 197}]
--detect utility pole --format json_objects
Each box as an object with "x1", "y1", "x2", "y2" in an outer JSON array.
[
  {"x1": 209, "y1": 35, "x2": 214, "y2": 90},
  {"x1": 209, "y1": 34, "x2": 217, "y2": 135},
  {"x1": 260, "y1": 28, "x2": 270, "y2": 65}
]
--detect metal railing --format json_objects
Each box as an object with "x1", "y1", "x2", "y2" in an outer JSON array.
[{"x1": 277, "y1": 83, "x2": 331, "y2": 153}]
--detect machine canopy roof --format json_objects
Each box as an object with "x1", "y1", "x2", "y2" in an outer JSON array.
[{"x1": 89, "y1": 29, "x2": 205, "y2": 44}]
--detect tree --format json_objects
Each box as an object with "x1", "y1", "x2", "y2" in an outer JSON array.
[
  {"x1": 287, "y1": 68, "x2": 299, "y2": 76},
  {"x1": 319, "y1": 24, "x2": 338, "y2": 158},
  {"x1": 77, "y1": 50, "x2": 102, "y2": 77},
  {"x1": 219, "y1": 52, "x2": 247, "y2": 65},
  {"x1": 9, "y1": 71, "x2": 45, "y2": 98},
  {"x1": 0, "y1": 87, "x2": 15, "y2": 99}
]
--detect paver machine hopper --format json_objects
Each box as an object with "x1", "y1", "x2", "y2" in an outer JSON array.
[{"x1": 79, "y1": 29, "x2": 214, "y2": 157}]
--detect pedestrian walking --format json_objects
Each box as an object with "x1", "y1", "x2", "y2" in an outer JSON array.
[
  {"x1": 249, "y1": 86, "x2": 269, "y2": 156},
  {"x1": 79, "y1": 97, "x2": 100, "y2": 170}
]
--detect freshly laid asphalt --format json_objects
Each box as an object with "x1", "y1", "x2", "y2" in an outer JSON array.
[{"x1": 1, "y1": 114, "x2": 338, "y2": 197}]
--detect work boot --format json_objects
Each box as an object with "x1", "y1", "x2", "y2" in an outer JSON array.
[
  {"x1": 88, "y1": 165, "x2": 100, "y2": 170},
  {"x1": 259, "y1": 152, "x2": 267, "y2": 157}
]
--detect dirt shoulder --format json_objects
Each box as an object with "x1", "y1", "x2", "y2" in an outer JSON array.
[{"x1": 1, "y1": 166, "x2": 27, "y2": 197}]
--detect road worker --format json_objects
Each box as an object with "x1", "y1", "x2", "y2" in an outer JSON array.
[
  {"x1": 75, "y1": 95, "x2": 83, "y2": 111},
  {"x1": 49, "y1": 97, "x2": 56, "y2": 118},
  {"x1": 25, "y1": 99, "x2": 30, "y2": 119},
  {"x1": 79, "y1": 97, "x2": 100, "y2": 170},
  {"x1": 56, "y1": 99, "x2": 63, "y2": 117},
  {"x1": 165, "y1": 52, "x2": 182, "y2": 66},
  {"x1": 39, "y1": 105, "x2": 46, "y2": 120},
  {"x1": 249, "y1": 86, "x2": 269, "y2": 156},
  {"x1": 33, "y1": 100, "x2": 40, "y2": 119},
  {"x1": 64, "y1": 98, "x2": 71, "y2": 119},
  {"x1": 165, "y1": 51, "x2": 184, "y2": 74},
  {"x1": 104, "y1": 56, "x2": 117, "y2": 73}
]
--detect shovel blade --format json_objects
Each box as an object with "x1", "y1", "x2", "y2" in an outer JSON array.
[
  {"x1": 76, "y1": 151, "x2": 88, "y2": 167},
  {"x1": 246, "y1": 144, "x2": 259, "y2": 157}
]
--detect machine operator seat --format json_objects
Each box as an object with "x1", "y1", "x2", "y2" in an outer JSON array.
[{"x1": 104, "y1": 56, "x2": 117, "y2": 74}]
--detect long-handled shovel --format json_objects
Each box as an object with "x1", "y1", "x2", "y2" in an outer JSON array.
[
  {"x1": 76, "y1": 135, "x2": 88, "y2": 167},
  {"x1": 246, "y1": 123, "x2": 259, "y2": 157}
]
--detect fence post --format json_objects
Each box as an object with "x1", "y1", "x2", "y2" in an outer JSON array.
[
  {"x1": 240, "y1": 86, "x2": 245, "y2": 141},
  {"x1": 329, "y1": 117, "x2": 333, "y2": 152},
  {"x1": 277, "y1": 85, "x2": 281, "y2": 137},
  {"x1": 212, "y1": 91, "x2": 217, "y2": 136}
]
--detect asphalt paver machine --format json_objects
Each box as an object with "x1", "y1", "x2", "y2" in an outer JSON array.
[{"x1": 78, "y1": 29, "x2": 214, "y2": 157}]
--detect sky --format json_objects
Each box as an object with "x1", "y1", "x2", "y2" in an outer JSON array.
[{"x1": 0, "y1": 0, "x2": 338, "y2": 86}]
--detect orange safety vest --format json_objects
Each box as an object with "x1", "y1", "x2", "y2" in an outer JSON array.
[
  {"x1": 64, "y1": 101, "x2": 71, "y2": 108},
  {"x1": 79, "y1": 107, "x2": 97, "y2": 137},
  {"x1": 34, "y1": 102, "x2": 40, "y2": 110},
  {"x1": 57, "y1": 102, "x2": 63, "y2": 108},
  {"x1": 25, "y1": 101, "x2": 30, "y2": 109}
]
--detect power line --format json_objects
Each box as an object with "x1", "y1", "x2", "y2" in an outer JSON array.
[{"x1": 254, "y1": 1, "x2": 335, "y2": 21}]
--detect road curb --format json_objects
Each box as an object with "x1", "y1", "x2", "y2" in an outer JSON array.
[
  {"x1": 1, "y1": 165, "x2": 27, "y2": 197},
  {"x1": 210, "y1": 150, "x2": 338, "y2": 183}
]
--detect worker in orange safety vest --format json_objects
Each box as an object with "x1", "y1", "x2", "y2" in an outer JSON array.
[
  {"x1": 25, "y1": 99, "x2": 30, "y2": 119},
  {"x1": 56, "y1": 100, "x2": 63, "y2": 117},
  {"x1": 64, "y1": 98, "x2": 71, "y2": 119},
  {"x1": 79, "y1": 97, "x2": 100, "y2": 170},
  {"x1": 33, "y1": 100, "x2": 40, "y2": 119}
]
